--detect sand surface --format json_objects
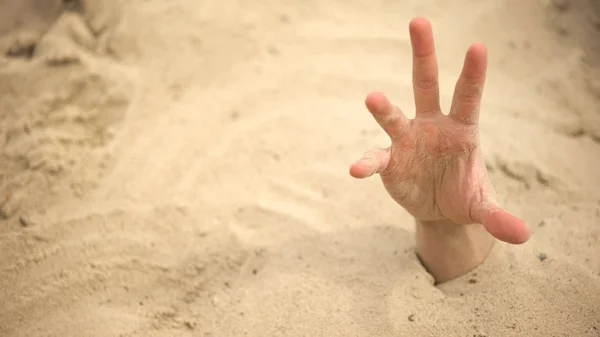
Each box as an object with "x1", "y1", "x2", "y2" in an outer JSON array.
[{"x1": 0, "y1": 0, "x2": 599, "y2": 336}]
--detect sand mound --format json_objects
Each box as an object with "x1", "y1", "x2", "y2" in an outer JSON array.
[
  {"x1": 0, "y1": 0, "x2": 599, "y2": 336},
  {"x1": 0, "y1": 0, "x2": 132, "y2": 220}
]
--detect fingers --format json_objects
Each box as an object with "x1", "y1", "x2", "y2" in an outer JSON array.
[
  {"x1": 409, "y1": 17, "x2": 441, "y2": 116},
  {"x1": 474, "y1": 206, "x2": 531, "y2": 244},
  {"x1": 354, "y1": 92, "x2": 404, "y2": 179},
  {"x1": 349, "y1": 148, "x2": 391, "y2": 178},
  {"x1": 365, "y1": 92, "x2": 408, "y2": 139},
  {"x1": 449, "y1": 43, "x2": 488, "y2": 125}
]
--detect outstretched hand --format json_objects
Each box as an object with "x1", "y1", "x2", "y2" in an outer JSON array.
[{"x1": 349, "y1": 17, "x2": 530, "y2": 245}]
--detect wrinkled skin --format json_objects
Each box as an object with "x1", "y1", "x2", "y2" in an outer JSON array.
[{"x1": 349, "y1": 17, "x2": 530, "y2": 245}]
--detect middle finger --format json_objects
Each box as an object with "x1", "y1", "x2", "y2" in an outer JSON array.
[{"x1": 409, "y1": 17, "x2": 441, "y2": 116}]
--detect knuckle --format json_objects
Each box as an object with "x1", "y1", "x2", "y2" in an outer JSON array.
[
  {"x1": 460, "y1": 91, "x2": 481, "y2": 105},
  {"x1": 415, "y1": 78, "x2": 439, "y2": 91},
  {"x1": 377, "y1": 114, "x2": 404, "y2": 138},
  {"x1": 455, "y1": 90, "x2": 482, "y2": 119},
  {"x1": 381, "y1": 113, "x2": 399, "y2": 125},
  {"x1": 458, "y1": 82, "x2": 483, "y2": 104}
]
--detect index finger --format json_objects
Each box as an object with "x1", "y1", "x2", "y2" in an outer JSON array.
[
  {"x1": 409, "y1": 17, "x2": 441, "y2": 116},
  {"x1": 449, "y1": 42, "x2": 488, "y2": 124}
]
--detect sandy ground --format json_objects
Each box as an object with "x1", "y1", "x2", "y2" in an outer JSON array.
[{"x1": 0, "y1": 0, "x2": 599, "y2": 336}]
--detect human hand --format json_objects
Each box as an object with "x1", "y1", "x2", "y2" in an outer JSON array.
[{"x1": 349, "y1": 17, "x2": 530, "y2": 245}]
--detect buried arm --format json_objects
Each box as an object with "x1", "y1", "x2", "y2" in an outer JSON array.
[{"x1": 415, "y1": 219, "x2": 495, "y2": 283}]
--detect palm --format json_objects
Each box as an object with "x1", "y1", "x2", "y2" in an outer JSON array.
[
  {"x1": 349, "y1": 18, "x2": 530, "y2": 244},
  {"x1": 382, "y1": 115, "x2": 487, "y2": 223}
]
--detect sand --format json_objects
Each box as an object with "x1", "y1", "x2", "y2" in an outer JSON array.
[{"x1": 0, "y1": 0, "x2": 599, "y2": 336}]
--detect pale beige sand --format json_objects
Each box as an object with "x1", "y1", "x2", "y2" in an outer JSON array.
[{"x1": 0, "y1": 0, "x2": 599, "y2": 336}]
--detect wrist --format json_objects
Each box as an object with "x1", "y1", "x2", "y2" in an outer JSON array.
[{"x1": 415, "y1": 219, "x2": 494, "y2": 283}]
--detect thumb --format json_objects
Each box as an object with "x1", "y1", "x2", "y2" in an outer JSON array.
[
  {"x1": 349, "y1": 148, "x2": 391, "y2": 179},
  {"x1": 474, "y1": 204, "x2": 531, "y2": 244}
]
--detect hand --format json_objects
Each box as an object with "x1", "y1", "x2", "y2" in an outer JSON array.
[{"x1": 349, "y1": 17, "x2": 530, "y2": 245}]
